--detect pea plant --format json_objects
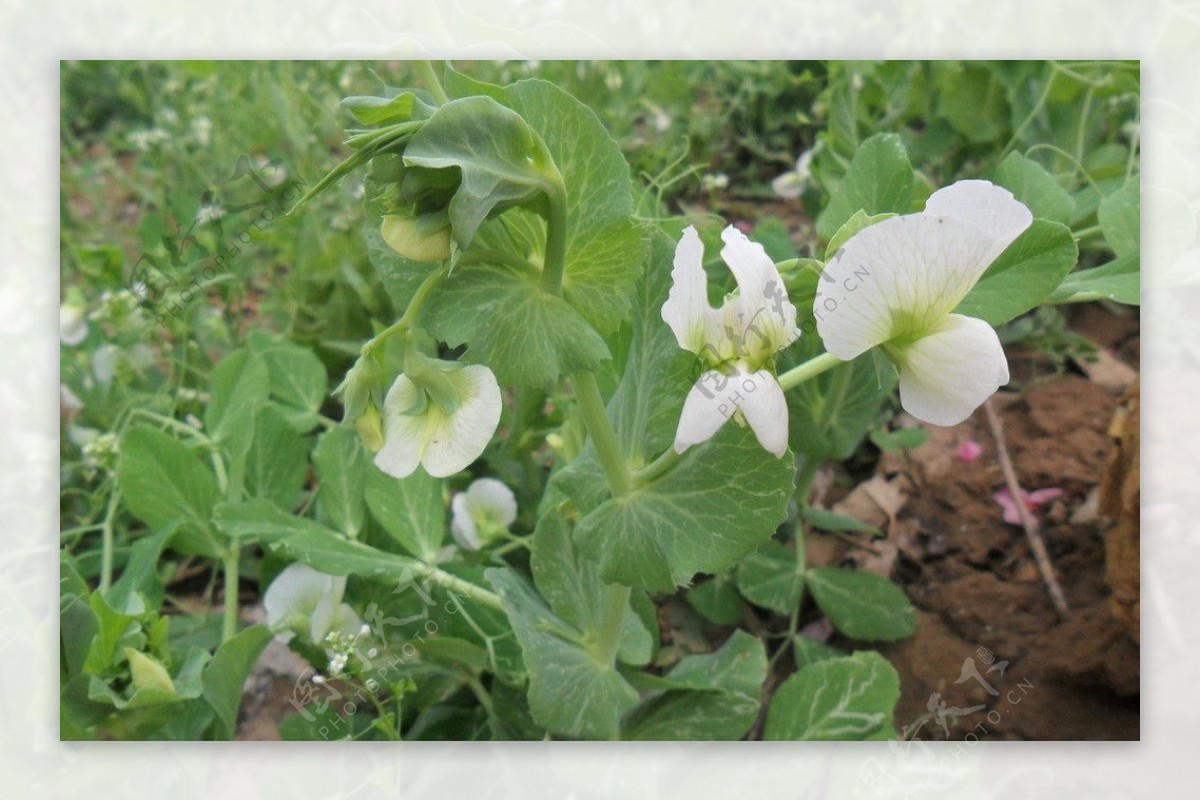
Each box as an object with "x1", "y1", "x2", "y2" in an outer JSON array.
[{"x1": 60, "y1": 61, "x2": 1139, "y2": 741}]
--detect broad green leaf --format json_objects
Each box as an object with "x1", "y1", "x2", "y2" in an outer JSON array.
[
  {"x1": 576, "y1": 423, "x2": 794, "y2": 593},
  {"x1": 816, "y1": 133, "x2": 914, "y2": 241},
  {"x1": 786, "y1": 348, "x2": 896, "y2": 462},
  {"x1": 486, "y1": 568, "x2": 638, "y2": 740},
  {"x1": 531, "y1": 505, "x2": 651, "y2": 666},
  {"x1": 364, "y1": 466, "x2": 445, "y2": 561},
  {"x1": 765, "y1": 651, "x2": 900, "y2": 740},
  {"x1": 508, "y1": 79, "x2": 648, "y2": 334},
  {"x1": 1047, "y1": 252, "x2": 1140, "y2": 305},
  {"x1": 404, "y1": 95, "x2": 556, "y2": 251},
  {"x1": 422, "y1": 262, "x2": 610, "y2": 387},
  {"x1": 993, "y1": 152, "x2": 1074, "y2": 224},
  {"x1": 736, "y1": 541, "x2": 804, "y2": 615},
  {"x1": 1099, "y1": 179, "x2": 1140, "y2": 257},
  {"x1": 246, "y1": 331, "x2": 328, "y2": 432},
  {"x1": 934, "y1": 62, "x2": 1010, "y2": 145},
  {"x1": 792, "y1": 635, "x2": 843, "y2": 669},
  {"x1": 202, "y1": 625, "x2": 272, "y2": 740},
  {"x1": 954, "y1": 219, "x2": 1078, "y2": 326},
  {"x1": 106, "y1": 527, "x2": 173, "y2": 614},
  {"x1": 443, "y1": 63, "x2": 510, "y2": 103},
  {"x1": 313, "y1": 426, "x2": 368, "y2": 537},
  {"x1": 341, "y1": 92, "x2": 418, "y2": 125},
  {"x1": 870, "y1": 427, "x2": 929, "y2": 453},
  {"x1": 806, "y1": 567, "x2": 916, "y2": 641},
  {"x1": 118, "y1": 425, "x2": 221, "y2": 557},
  {"x1": 686, "y1": 575, "x2": 743, "y2": 625},
  {"x1": 622, "y1": 631, "x2": 767, "y2": 741},
  {"x1": 83, "y1": 591, "x2": 138, "y2": 675},
  {"x1": 245, "y1": 404, "x2": 307, "y2": 511},
  {"x1": 204, "y1": 349, "x2": 270, "y2": 464}
]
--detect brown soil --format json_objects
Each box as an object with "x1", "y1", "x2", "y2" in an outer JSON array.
[{"x1": 815, "y1": 303, "x2": 1141, "y2": 741}]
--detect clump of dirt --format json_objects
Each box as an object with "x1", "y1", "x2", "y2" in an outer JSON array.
[{"x1": 823, "y1": 360, "x2": 1140, "y2": 740}]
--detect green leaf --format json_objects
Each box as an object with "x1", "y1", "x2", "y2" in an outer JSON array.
[
  {"x1": 422, "y1": 262, "x2": 610, "y2": 387},
  {"x1": 993, "y1": 152, "x2": 1074, "y2": 224},
  {"x1": 870, "y1": 427, "x2": 929, "y2": 453},
  {"x1": 825, "y1": 210, "x2": 896, "y2": 260},
  {"x1": 736, "y1": 541, "x2": 804, "y2": 615},
  {"x1": 622, "y1": 631, "x2": 767, "y2": 740},
  {"x1": 792, "y1": 635, "x2": 843, "y2": 669},
  {"x1": 954, "y1": 219, "x2": 1078, "y2": 326},
  {"x1": 313, "y1": 426, "x2": 368, "y2": 538},
  {"x1": 404, "y1": 95, "x2": 556, "y2": 251},
  {"x1": 244, "y1": 404, "x2": 307, "y2": 511},
  {"x1": 530, "y1": 505, "x2": 651, "y2": 666},
  {"x1": 341, "y1": 92, "x2": 418, "y2": 126},
  {"x1": 806, "y1": 567, "x2": 916, "y2": 641},
  {"x1": 1047, "y1": 252, "x2": 1140, "y2": 305},
  {"x1": 934, "y1": 62, "x2": 1010, "y2": 145},
  {"x1": 364, "y1": 466, "x2": 445, "y2": 560},
  {"x1": 202, "y1": 625, "x2": 272, "y2": 740},
  {"x1": 246, "y1": 332, "x2": 329, "y2": 432},
  {"x1": 802, "y1": 507, "x2": 879, "y2": 534},
  {"x1": 204, "y1": 349, "x2": 270, "y2": 464},
  {"x1": 117, "y1": 425, "x2": 221, "y2": 557},
  {"x1": 507, "y1": 79, "x2": 647, "y2": 334},
  {"x1": 686, "y1": 575, "x2": 743, "y2": 625},
  {"x1": 576, "y1": 424, "x2": 794, "y2": 593},
  {"x1": 1099, "y1": 179, "x2": 1140, "y2": 257},
  {"x1": 816, "y1": 133, "x2": 914, "y2": 241},
  {"x1": 765, "y1": 651, "x2": 900, "y2": 740},
  {"x1": 486, "y1": 567, "x2": 638, "y2": 740},
  {"x1": 786, "y1": 348, "x2": 896, "y2": 462}
]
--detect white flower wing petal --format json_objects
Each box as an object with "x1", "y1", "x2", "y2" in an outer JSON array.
[
  {"x1": 374, "y1": 374, "x2": 426, "y2": 479},
  {"x1": 465, "y1": 477, "x2": 518, "y2": 527},
  {"x1": 923, "y1": 179, "x2": 1034, "y2": 267},
  {"x1": 816, "y1": 214, "x2": 1003, "y2": 360},
  {"x1": 263, "y1": 563, "x2": 332, "y2": 643},
  {"x1": 661, "y1": 225, "x2": 715, "y2": 354},
  {"x1": 673, "y1": 370, "x2": 737, "y2": 453},
  {"x1": 737, "y1": 372, "x2": 789, "y2": 458},
  {"x1": 450, "y1": 492, "x2": 482, "y2": 550},
  {"x1": 896, "y1": 314, "x2": 1010, "y2": 426},
  {"x1": 720, "y1": 226, "x2": 799, "y2": 352},
  {"x1": 420, "y1": 364, "x2": 502, "y2": 478}
]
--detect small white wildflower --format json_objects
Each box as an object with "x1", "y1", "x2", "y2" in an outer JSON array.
[
  {"x1": 195, "y1": 202, "x2": 224, "y2": 225},
  {"x1": 702, "y1": 173, "x2": 729, "y2": 192},
  {"x1": 127, "y1": 128, "x2": 169, "y2": 152},
  {"x1": 59, "y1": 303, "x2": 89, "y2": 346},
  {"x1": 190, "y1": 115, "x2": 212, "y2": 146},
  {"x1": 312, "y1": 674, "x2": 326, "y2": 685},
  {"x1": 771, "y1": 149, "x2": 814, "y2": 200}
]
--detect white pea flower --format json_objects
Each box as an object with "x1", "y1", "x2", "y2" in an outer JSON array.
[
  {"x1": 771, "y1": 149, "x2": 814, "y2": 200},
  {"x1": 662, "y1": 226, "x2": 801, "y2": 457},
  {"x1": 263, "y1": 563, "x2": 362, "y2": 646},
  {"x1": 59, "y1": 303, "x2": 88, "y2": 345},
  {"x1": 374, "y1": 363, "x2": 502, "y2": 479},
  {"x1": 450, "y1": 478, "x2": 518, "y2": 551},
  {"x1": 816, "y1": 180, "x2": 1033, "y2": 426}
]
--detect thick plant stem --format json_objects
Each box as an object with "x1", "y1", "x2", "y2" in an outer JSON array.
[
  {"x1": 631, "y1": 446, "x2": 681, "y2": 487},
  {"x1": 597, "y1": 584, "x2": 632, "y2": 665},
  {"x1": 98, "y1": 487, "x2": 121, "y2": 594},
  {"x1": 539, "y1": 180, "x2": 569, "y2": 296},
  {"x1": 777, "y1": 351, "x2": 842, "y2": 391},
  {"x1": 570, "y1": 371, "x2": 630, "y2": 498},
  {"x1": 429, "y1": 565, "x2": 504, "y2": 611},
  {"x1": 222, "y1": 541, "x2": 241, "y2": 643}
]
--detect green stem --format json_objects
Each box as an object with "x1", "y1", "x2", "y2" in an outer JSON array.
[
  {"x1": 570, "y1": 371, "x2": 630, "y2": 497},
  {"x1": 416, "y1": 60, "x2": 450, "y2": 104},
  {"x1": 361, "y1": 265, "x2": 446, "y2": 357},
  {"x1": 631, "y1": 447, "x2": 681, "y2": 487},
  {"x1": 98, "y1": 487, "x2": 121, "y2": 594},
  {"x1": 777, "y1": 352, "x2": 842, "y2": 391},
  {"x1": 429, "y1": 565, "x2": 504, "y2": 610},
  {"x1": 539, "y1": 179, "x2": 569, "y2": 296},
  {"x1": 597, "y1": 584, "x2": 632, "y2": 666},
  {"x1": 222, "y1": 540, "x2": 241, "y2": 643}
]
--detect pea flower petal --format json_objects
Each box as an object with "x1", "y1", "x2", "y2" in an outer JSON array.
[
  {"x1": 450, "y1": 477, "x2": 518, "y2": 551},
  {"x1": 263, "y1": 563, "x2": 362, "y2": 646},
  {"x1": 816, "y1": 180, "x2": 1032, "y2": 426},
  {"x1": 374, "y1": 364, "x2": 502, "y2": 479}
]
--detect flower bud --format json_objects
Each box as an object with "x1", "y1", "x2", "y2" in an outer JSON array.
[
  {"x1": 380, "y1": 212, "x2": 451, "y2": 263},
  {"x1": 354, "y1": 404, "x2": 385, "y2": 453}
]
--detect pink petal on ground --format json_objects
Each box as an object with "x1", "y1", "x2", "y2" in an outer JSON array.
[
  {"x1": 993, "y1": 486, "x2": 1064, "y2": 525},
  {"x1": 993, "y1": 487, "x2": 1024, "y2": 525},
  {"x1": 1027, "y1": 488, "x2": 1064, "y2": 505},
  {"x1": 956, "y1": 440, "x2": 984, "y2": 463}
]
